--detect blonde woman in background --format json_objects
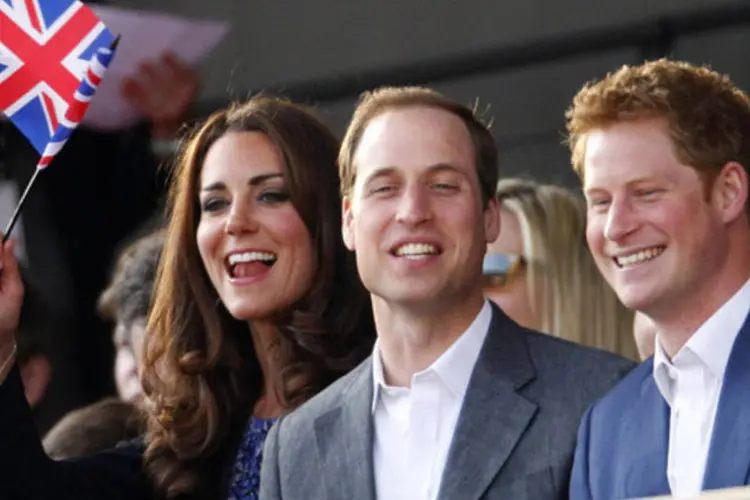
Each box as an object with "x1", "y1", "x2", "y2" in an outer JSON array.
[{"x1": 484, "y1": 178, "x2": 638, "y2": 360}]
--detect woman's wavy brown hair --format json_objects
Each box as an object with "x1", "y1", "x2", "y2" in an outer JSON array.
[{"x1": 140, "y1": 96, "x2": 375, "y2": 498}]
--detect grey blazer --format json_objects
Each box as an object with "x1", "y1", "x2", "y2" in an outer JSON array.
[{"x1": 260, "y1": 305, "x2": 634, "y2": 500}]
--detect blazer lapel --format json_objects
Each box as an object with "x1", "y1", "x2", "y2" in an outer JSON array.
[
  {"x1": 313, "y1": 361, "x2": 376, "y2": 500},
  {"x1": 703, "y1": 311, "x2": 750, "y2": 490},
  {"x1": 623, "y1": 373, "x2": 671, "y2": 498},
  {"x1": 438, "y1": 306, "x2": 538, "y2": 500}
]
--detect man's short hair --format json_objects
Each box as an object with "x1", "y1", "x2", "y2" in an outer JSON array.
[
  {"x1": 566, "y1": 58, "x2": 750, "y2": 215},
  {"x1": 338, "y1": 86, "x2": 499, "y2": 206}
]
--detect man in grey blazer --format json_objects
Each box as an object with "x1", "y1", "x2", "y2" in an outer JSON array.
[{"x1": 260, "y1": 86, "x2": 634, "y2": 500}]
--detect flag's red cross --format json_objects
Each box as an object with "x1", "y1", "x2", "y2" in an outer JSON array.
[{"x1": 0, "y1": 1, "x2": 98, "y2": 132}]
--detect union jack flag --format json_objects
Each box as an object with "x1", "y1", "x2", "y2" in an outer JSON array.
[{"x1": 0, "y1": 0, "x2": 115, "y2": 163}]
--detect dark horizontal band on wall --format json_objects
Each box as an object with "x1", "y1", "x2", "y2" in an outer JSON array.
[{"x1": 193, "y1": 3, "x2": 750, "y2": 116}]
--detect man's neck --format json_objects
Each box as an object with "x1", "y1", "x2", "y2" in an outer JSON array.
[
  {"x1": 373, "y1": 291, "x2": 486, "y2": 387},
  {"x1": 652, "y1": 259, "x2": 750, "y2": 359}
]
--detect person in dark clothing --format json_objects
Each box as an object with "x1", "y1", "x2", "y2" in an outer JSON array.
[
  {"x1": 0, "y1": 96, "x2": 376, "y2": 500},
  {"x1": 0, "y1": 48, "x2": 199, "y2": 428}
]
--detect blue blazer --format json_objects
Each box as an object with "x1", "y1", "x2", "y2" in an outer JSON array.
[{"x1": 570, "y1": 310, "x2": 750, "y2": 499}]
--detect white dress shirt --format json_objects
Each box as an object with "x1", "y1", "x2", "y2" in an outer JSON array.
[
  {"x1": 371, "y1": 300, "x2": 492, "y2": 500},
  {"x1": 653, "y1": 278, "x2": 750, "y2": 497}
]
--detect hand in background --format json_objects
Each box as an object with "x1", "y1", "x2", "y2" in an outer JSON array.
[
  {"x1": 0, "y1": 239, "x2": 23, "y2": 359},
  {"x1": 121, "y1": 52, "x2": 200, "y2": 140}
]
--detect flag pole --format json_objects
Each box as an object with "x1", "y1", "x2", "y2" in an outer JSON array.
[
  {"x1": 1, "y1": 34, "x2": 120, "y2": 243},
  {"x1": 2, "y1": 169, "x2": 40, "y2": 242}
]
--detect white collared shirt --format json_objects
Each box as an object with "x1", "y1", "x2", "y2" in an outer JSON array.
[
  {"x1": 653, "y1": 278, "x2": 750, "y2": 497},
  {"x1": 371, "y1": 300, "x2": 492, "y2": 500}
]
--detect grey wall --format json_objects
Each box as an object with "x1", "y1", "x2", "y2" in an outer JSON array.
[
  {"x1": 123, "y1": 0, "x2": 743, "y2": 95},
  {"x1": 118, "y1": 0, "x2": 750, "y2": 185}
]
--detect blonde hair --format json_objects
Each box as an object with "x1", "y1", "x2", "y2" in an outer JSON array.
[
  {"x1": 496, "y1": 178, "x2": 637, "y2": 360},
  {"x1": 566, "y1": 59, "x2": 750, "y2": 210}
]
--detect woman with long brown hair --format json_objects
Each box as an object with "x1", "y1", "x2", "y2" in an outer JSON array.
[{"x1": 0, "y1": 96, "x2": 375, "y2": 499}]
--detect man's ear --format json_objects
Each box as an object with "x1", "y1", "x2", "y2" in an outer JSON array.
[
  {"x1": 712, "y1": 161, "x2": 748, "y2": 224},
  {"x1": 484, "y1": 197, "x2": 500, "y2": 244},
  {"x1": 342, "y1": 196, "x2": 356, "y2": 251}
]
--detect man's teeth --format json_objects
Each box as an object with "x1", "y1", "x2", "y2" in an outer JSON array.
[
  {"x1": 228, "y1": 251, "x2": 277, "y2": 266},
  {"x1": 394, "y1": 243, "x2": 439, "y2": 259},
  {"x1": 615, "y1": 247, "x2": 664, "y2": 267}
]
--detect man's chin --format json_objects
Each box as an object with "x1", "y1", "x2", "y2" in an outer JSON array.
[
  {"x1": 617, "y1": 285, "x2": 663, "y2": 312},
  {"x1": 375, "y1": 288, "x2": 453, "y2": 313}
]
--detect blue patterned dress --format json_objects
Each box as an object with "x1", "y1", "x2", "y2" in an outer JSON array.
[{"x1": 227, "y1": 416, "x2": 277, "y2": 500}]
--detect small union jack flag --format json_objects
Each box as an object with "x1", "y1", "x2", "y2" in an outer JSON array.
[
  {"x1": 0, "y1": 0, "x2": 116, "y2": 165},
  {"x1": 38, "y1": 38, "x2": 116, "y2": 167}
]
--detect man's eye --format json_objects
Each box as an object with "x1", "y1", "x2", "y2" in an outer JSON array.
[
  {"x1": 587, "y1": 199, "x2": 611, "y2": 212},
  {"x1": 370, "y1": 185, "x2": 395, "y2": 195},
  {"x1": 636, "y1": 189, "x2": 662, "y2": 200}
]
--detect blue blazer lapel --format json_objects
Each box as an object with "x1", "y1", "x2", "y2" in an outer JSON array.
[
  {"x1": 623, "y1": 374, "x2": 671, "y2": 497},
  {"x1": 703, "y1": 311, "x2": 750, "y2": 491}
]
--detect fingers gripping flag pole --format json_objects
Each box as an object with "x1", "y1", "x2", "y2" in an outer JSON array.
[{"x1": 1, "y1": 18, "x2": 119, "y2": 241}]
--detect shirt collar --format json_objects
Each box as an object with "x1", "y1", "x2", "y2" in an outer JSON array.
[
  {"x1": 371, "y1": 341, "x2": 387, "y2": 412},
  {"x1": 653, "y1": 277, "x2": 750, "y2": 404},
  {"x1": 371, "y1": 300, "x2": 493, "y2": 413}
]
